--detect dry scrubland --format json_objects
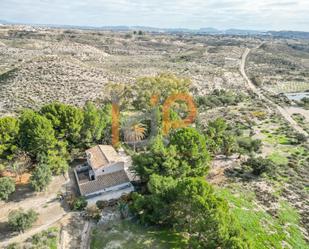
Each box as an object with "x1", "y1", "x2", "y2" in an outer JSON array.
[{"x1": 0, "y1": 25, "x2": 256, "y2": 114}]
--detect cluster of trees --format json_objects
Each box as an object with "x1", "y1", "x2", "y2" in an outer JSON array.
[
  {"x1": 131, "y1": 175, "x2": 251, "y2": 248},
  {"x1": 131, "y1": 126, "x2": 251, "y2": 248},
  {"x1": 133, "y1": 127, "x2": 210, "y2": 182},
  {"x1": 196, "y1": 89, "x2": 246, "y2": 109},
  {"x1": 202, "y1": 118, "x2": 262, "y2": 158},
  {"x1": 106, "y1": 73, "x2": 191, "y2": 111},
  {"x1": 0, "y1": 101, "x2": 111, "y2": 199}
]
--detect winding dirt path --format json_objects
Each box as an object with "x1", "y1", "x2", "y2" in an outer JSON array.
[{"x1": 240, "y1": 47, "x2": 308, "y2": 137}]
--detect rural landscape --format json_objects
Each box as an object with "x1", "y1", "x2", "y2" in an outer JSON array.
[{"x1": 0, "y1": 22, "x2": 308, "y2": 249}]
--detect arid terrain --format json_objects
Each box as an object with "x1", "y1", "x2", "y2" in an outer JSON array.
[{"x1": 0, "y1": 25, "x2": 257, "y2": 114}]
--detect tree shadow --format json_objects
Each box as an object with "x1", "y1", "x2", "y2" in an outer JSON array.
[
  {"x1": 0, "y1": 220, "x2": 20, "y2": 242},
  {"x1": 7, "y1": 183, "x2": 35, "y2": 203},
  {"x1": 224, "y1": 167, "x2": 258, "y2": 182}
]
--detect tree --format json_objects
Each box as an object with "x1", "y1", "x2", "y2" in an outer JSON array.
[
  {"x1": 105, "y1": 82, "x2": 132, "y2": 109},
  {"x1": 8, "y1": 209, "x2": 38, "y2": 233},
  {"x1": 173, "y1": 178, "x2": 249, "y2": 249},
  {"x1": 19, "y1": 110, "x2": 57, "y2": 158},
  {"x1": 169, "y1": 127, "x2": 210, "y2": 176},
  {"x1": 40, "y1": 102, "x2": 84, "y2": 146},
  {"x1": 81, "y1": 102, "x2": 108, "y2": 147},
  {"x1": 204, "y1": 118, "x2": 228, "y2": 154},
  {"x1": 122, "y1": 118, "x2": 147, "y2": 151},
  {"x1": 132, "y1": 136, "x2": 184, "y2": 182},
  {"x1": 0, "y1": 116, "x2": 19, "y2": 160},
  {"x1": 30, "y1": 163, "x2": 52, "y2": 192},
  {"x1": 0, "y1": 177, "x2": 15, "y2": 200},
  {"x1": 130, "y1": 175, "x2": 251, "y2": 249},
  {"x1": 132, "y1": 73, "x2": 191, "y2": 110},
  {"x1": 130, "y1": 174, "x2": 178, "y2": 224},
  {"x1": 36, "y1": 143, "x2": 69, "y2": 175},
  {"x1": 133, "y1": 128, "x2": 210, "y2": 182}
]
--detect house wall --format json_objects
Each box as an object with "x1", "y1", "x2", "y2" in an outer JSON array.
[
  {"x1": 86, "y1": 184, "x2": 134, "y2": 206},
  {"x1": 85, "y1": 182, "x2": 133, "y2": 200},
  {"x1": 94, "y1": 161, "x2": 124, "y2": 177}
]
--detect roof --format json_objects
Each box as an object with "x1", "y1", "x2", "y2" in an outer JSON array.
[
  {"x1": 78, "y1": 170, "x2": 130, "y2": 196},
  {"x1": 86, "y1": 145, "x2": 121, "y2": 170}
]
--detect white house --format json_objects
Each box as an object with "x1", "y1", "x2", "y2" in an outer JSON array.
[{"x1": 74, "y1": 145, "x2": 134, "y2": 203}]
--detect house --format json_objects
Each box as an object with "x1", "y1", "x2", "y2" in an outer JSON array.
[{"x1": 74, "y1": 145, "x2": 134, "y2": 204}]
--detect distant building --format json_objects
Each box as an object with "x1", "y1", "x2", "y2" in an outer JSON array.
[{"x1": 74, "y1": 145, "x2": 134, "y2": 204}]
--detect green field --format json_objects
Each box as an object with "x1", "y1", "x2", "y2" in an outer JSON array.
[
  {"x1": 217, "y1": 188, "x2": 309, "y2": 249},
  {"x1": 90, "y1": 220, "x2": 187, "y2": 249}
]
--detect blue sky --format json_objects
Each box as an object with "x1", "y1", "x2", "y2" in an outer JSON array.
[{"x1": 1, "y1": 0, "x2": 309, "y2": 31}]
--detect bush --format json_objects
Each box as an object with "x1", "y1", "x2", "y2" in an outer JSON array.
[
  {"x1": 250, "y1": 76, "x2": 262, "y2": 87},
  {"x1": 294, "y1": 133, "x2": 307, "y2": 144},
  {"x1": 86, "y1": 206, "x2": 101, "y2": 222},
  {"x1": 96, "y1": 200, "x2": 109, "y2": 210},
  {"x1": 237, "y1": 137, "x2": 262, "y2": 155},
  {"x1": 8, "y1": 208, "x2": 38, "y2": 233},
  {"x1": 244, "y1": 157, "x2": 276, "y2": 176},
  {"x1": 196, "y1": 90, "x2": 246, "y2": 109},
  {"x1": 71, "y1": 196, "x2": 87, "y2": 211},
  {"x1": 0, "y1": 177, "x2": 15, "y2": 201}
]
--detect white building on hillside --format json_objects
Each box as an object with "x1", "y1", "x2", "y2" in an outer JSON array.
[{"x1": 74, "y1": 145, "x2": 134, "y2": 204}]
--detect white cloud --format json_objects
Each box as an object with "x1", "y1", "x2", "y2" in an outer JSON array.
[{"x1": 0, "y1": 0, "x2": 308, "y2": 31}]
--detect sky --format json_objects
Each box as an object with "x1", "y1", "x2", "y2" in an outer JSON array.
[{"x1": 1, "y1": 0, "x2": 309, "y2": 31}]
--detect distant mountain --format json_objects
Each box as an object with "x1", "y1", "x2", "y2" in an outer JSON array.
[
  {"x1": 225, "y1": 29, "x2": 266, "y2": 35},
  {"x1": 0, "y1": 20, "x2": 11, "y2": 24},
  {"x1": 199, "y1": 27, "x2": 221, "y2": 33},
  {"x1": 1, "y1": 20, "x2": 309, "y2": 39},
  {"x1": 267, "y1": 31, "x2": 309, "y2": 39}
]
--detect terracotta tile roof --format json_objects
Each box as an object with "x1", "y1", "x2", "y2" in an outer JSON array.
[
  {"x1": 86, "y1": 145, "x2": 121, "y2": 170},
  {"x1": 79, "y1": 170, "x2": 130, "y2": 196}
]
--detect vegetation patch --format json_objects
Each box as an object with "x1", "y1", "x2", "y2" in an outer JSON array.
[
  {"x1": 90, "y1": 220, "x2": 187, "y2": 249},
  {"x1": 217, "y1": 189, "x2": 309, "y2": 249},
  {"x1": 267, "y1": 152, "x2": 289, "y2": 165}
]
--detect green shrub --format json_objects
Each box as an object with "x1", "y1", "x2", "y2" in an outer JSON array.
[
  {"x1": 8, "y1": 208, "x2": 38, "y2": 233},
  {"x1": 0, "y1": 177, "x2": 15, "y2": 201},
  {"x1": 96, "y1": 200, "x2": 109, "y2": 210},
  {"x1": 71, "y1": 196, "x2": 87, "y2": 211},
  {"x1": 244, "y1": 157, "x2": 276, "y2": 176}
]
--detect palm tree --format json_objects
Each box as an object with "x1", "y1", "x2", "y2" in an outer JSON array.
[{"x1": 122, "y1": 118, "x2": 147, "y2": 151}]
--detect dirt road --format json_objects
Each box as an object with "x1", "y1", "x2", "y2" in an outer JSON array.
[{"x1": 240, "y1": 47, "x2": 308, "y2": 137}]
